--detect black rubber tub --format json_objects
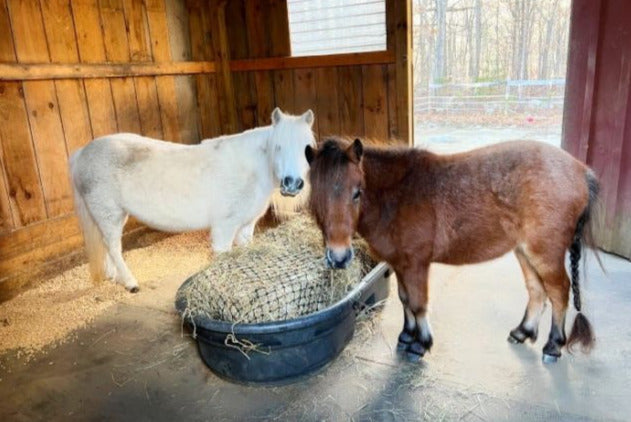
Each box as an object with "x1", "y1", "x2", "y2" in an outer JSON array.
[{"x1": 176, "y1": 262, "x2": 391, "y2": 385}]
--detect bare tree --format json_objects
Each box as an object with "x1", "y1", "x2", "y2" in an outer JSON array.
[{"x1": 433, "y1": 0, "x2": 447, "y2": 83}]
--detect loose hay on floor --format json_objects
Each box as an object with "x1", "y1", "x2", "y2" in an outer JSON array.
[
  {"x1": 178, "y1": 214, "x2": 376, "y2": 324},
  {"x1": 0, "y1": 231, "x2": 210, "y2": 360}
]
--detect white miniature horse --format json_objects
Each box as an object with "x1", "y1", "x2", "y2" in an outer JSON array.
[{"x1": 70, "y1": 108, "x2": 315, "y2": 292}]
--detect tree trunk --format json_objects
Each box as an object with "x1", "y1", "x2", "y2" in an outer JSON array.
[{"x1": 433, "y1": 0, "x2": 447, "y2": 83}]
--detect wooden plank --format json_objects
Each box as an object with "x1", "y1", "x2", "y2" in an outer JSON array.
[
  {"x1": 0, "y1": 81, "x2": 47, "y2": 226},
  {"x1": 21, "y1": 80, "x2": 74, "y2": 217},
  {"x1": 586, "y1": 3, "x2": 631, "y2": 252},
  {"x1": 337, "y1": 65, "x2": 364, "y2": 138},
  {"x1": 123, "y1": 0, "x2": 163, "y2": 139},
  {"x1": 133, "y1": 77, "x2": 164, "y2": 138},
  {"x1": 231, "y1": 51, "x2": 396, "y2": 72},
  {"x1": 0, "y1": 214, "x2": 80, "y2": 261},
  {"x1": 0, "y1": 61, "x2": 217, "y2": 81},
  {"x1": 392, "y1": 0, "x2": 412, "y2": 144},
  {"x1": 293, "y1": 68, "x2": 318, "y2": 135},
  {"x1": 0, "y1": 0, "x2": 14, "y2": 62},
  {"x1": 246, "y1": 1, "x2": 274, "y2": 126},
  {"x1": 268, "y1": 0, "x2": 291, "y2": 57},
  {"x1": 273, "y1": 69, "x2": 295, "y2": 114},
  {"x1": 10, "y1": 0, "x2": 72, "y2": 218},
  {"x1": 166, "y1": 0, "x2": 199, "y2": 142},
  {"x1": 226, "y1": 0, "x2": 254, "y2": 130},
  {"x1": 145, "y1": 0, "x2": 180, "y2": 141},
  {"x1": 561, "y1": 0, "x2": 602, "y2": 162},
  {"x1": 123, "y1": 0, "x2": 152, "y2": 61},
  {"x1": 40, "y1": 0, "x2": 94, "y2": 155},
  {"x1": 0, "y1": 143, "x2": 13, "y2": 232},
  {"x1": 71, "y1": 0, "x2": 118, "y2": 137},
  {"x1": 210, "y1": 1, "x2": 238, "y2": 134},
  {"x1": 189, "y1": 1, "x2": 220, "y2": 139},
  {"x1": 268, "y1": 0, "x2": 293, "y2": 120},
  {"x1": 99, "y1": 0, "x2": 143, "y2": 134},
  {"x1": 314, "y1": 67, "x2": 340, "y2": 138},
  {"x1": 0, "y1": 54, "x2": 397, "y2": 80},
  {"x1": 362, "y1": 65, "x2": 388, "y2": 141},
  {"x1": 0, "y1": 0, "x2": 16, "y2": 231},
  {"x1": 386, "y1": 63, "x2": 398, "y2": 141}
]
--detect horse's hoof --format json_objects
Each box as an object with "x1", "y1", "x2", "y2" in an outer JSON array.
[
  {"x1": 407, "y1": 341, "x2": 426, "y2": 357},
  {"x1": 397, "y1": 331, "x2": 414, "y2": 350},
  {"x1": 507, "y1": 334, "x2": 522, "y2": 344},
  {"x1": 404, "y1": 352, "x2": 423, "y2": 363},
  {"x1": 128, "y1": 286, "x2": 139, "y2": 293},
  {"x1": 542, "y1": 353, "x2": 559, "y2": 364}
]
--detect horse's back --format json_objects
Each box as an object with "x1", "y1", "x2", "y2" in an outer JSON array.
[{"x1": 429, "y1": 140, "x2": 591, "y2": 263}]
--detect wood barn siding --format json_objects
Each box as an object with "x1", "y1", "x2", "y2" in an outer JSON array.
[
  {"x1": 562, "y1": 0, "x2": 631, "y2": 259},
  {"x1": 0, "y1": 0, "x2": 411, "y2": 296}
]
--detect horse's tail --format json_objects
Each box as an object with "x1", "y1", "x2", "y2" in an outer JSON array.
[
  {"x1": 567, "y1": 169, "x2": 599, "y2": 353},
  {"x1": 69, "y1": 150, "x2": 108, "y2": 282},
  {"x1": 270, "y1": 182, "x2": 311, "y2": 220}
]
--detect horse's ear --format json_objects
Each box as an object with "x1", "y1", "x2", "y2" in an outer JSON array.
[
  {"x1": 347, "y1": 138, "x2": 363, "y2": 164},
  {"x1": 305, "y1": 145, "x2": 316, "y2": 166},
  {"x1": 302, "y1": 109, "x2": 315, "y2": 127},
  {"x1": 271, "y1": 107, "x2": 283, "y2": 126}
]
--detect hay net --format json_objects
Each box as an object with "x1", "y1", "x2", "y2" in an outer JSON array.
[{"x1": 177, "y1": 214, "x2": 376, "y2": 325}]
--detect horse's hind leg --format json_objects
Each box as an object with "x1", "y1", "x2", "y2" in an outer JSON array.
[
  {"x1": 87, "y1": 200, "x2": 139, "y2": 292},
  {"x1": 524, "y1": 249, "x2": 570, "y2": 362},
  {"x1": 508, "y1": 247, "x2": 548, "y2": 344}
]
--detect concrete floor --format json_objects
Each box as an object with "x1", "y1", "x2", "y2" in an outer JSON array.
[{"x1": 1, "y1": 251, "x2": 629, "y2": 421}]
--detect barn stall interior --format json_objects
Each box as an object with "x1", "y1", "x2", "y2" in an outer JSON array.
[{"x1": 0, "y1": 0, "x2": 630, "y2": 420}]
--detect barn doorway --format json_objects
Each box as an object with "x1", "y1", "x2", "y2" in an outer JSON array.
[{"x1": 412, "y1": 0, "x2": 571, "y2": 153}]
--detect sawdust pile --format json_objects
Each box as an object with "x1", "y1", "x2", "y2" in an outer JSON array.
[
  {"x1": 0, "y1": 231, "x2": 210, "y2": 360},
  {"x1": 178, "y1": 215, "x2": 376, "y2": 324}
]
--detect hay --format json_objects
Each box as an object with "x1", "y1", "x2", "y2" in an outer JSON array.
[{"x1": 177, "y1": 214, "x2": 376, "y2": 324}]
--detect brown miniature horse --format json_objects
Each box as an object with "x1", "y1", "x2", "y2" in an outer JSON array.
[{"x1": 305, "y1": 138, "x2": 598, "y2": 363}]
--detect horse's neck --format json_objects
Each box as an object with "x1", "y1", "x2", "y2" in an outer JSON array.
[{"x1": 358, "y1": 147, "x2": 435, "y2": 236}]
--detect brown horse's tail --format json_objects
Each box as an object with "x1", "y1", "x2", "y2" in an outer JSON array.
[{"x1": 567, "y1": 170, "x2": 599, "y2": 353}]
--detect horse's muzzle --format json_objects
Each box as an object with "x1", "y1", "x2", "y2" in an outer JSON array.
[
  {"x1": 326, "y1": 247, "x2": 354, "y2": 269},
  {"x1": 280, "y1": 176, "x2": 304, "y2": 196}
]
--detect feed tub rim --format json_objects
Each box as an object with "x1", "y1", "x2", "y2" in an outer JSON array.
[{"x1": 176, "y1": 262, "x2": 390, "y2": 335}]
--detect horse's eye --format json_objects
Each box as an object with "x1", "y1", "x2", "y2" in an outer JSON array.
[{"x1": 352, "y1": 188, "x2": 362, "y2": 203}]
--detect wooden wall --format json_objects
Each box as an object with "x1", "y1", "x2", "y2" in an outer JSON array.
[
  {"x1": 0, "y1": 0, "x2": 412, "y2": 296},
  {"x1": 562, "y1": 0, "x2": 631, "y2": 259}
]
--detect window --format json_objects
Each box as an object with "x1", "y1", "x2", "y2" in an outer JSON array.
[{"x1": 287, "y1": 0, "x2": 386, "y2": 56}]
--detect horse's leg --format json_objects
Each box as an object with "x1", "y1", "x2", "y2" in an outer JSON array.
[
  {"x1": 398, "y1": 264, "x2": 432, "y2": 360},
  {"x1": 508, "y1": 248, "x2": 548, "y2": 344},
  {"x1": 234, "y1": 220, "x2": 256, "y2": 247},
  {"x1": 87, "y1": 201, "x2": 139, "y2": 292},
  {"x1": 526, "y1": 250, "x2": 570, "y2": 362},
  {"x1": 210, "y1": 224, "x2": 239, "y2": 253},
  {"x1": 395, "y1": 272, "x2": 416, "y2": 350},
  {"x1": 540, "y1": 267, "x2": 570, "y2": 363}
]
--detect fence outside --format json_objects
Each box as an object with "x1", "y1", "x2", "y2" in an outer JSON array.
[{"x1": 414, "y1": 79, "x2": 565, "y2": 115}]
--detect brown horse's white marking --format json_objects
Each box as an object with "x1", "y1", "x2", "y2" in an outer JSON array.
[{"x1": 306, "y1": 138, "x2": 598, "y2": 363}]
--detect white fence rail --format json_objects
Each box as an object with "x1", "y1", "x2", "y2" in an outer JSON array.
[{"x1": 414, "y1": 79, "x2": 566, "y2": 114}]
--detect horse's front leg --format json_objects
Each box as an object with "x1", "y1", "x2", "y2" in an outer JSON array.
[
  {"x1": 235, "y1": 220, "x2": 257, "y2": 247},
  {"x1": 395, "y1": 272, "x2": 415, "y2": 350},
  {"x1": 397, "y1": 264, "x2": 433, "y2": 361},
  {"x1": 210, "y1": 224, "x2": 239, "y2": 253}
]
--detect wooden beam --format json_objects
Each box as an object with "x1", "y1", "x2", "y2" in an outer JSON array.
[
  {"x1": 211, "y1": 0, "x2": 239, "y2": 134},
  {"x1": 0, "y1": 61, "x2": 216, "y2": 81},
  {"x1": 392, "y1": 0, "x2": 413, "y2": 145},
  {"x1": 230, "y1": 50, "x2": 395, "y2": 72},
  {"x1": 0, "y1": 52, "x2": 394, "y2": 82}
]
